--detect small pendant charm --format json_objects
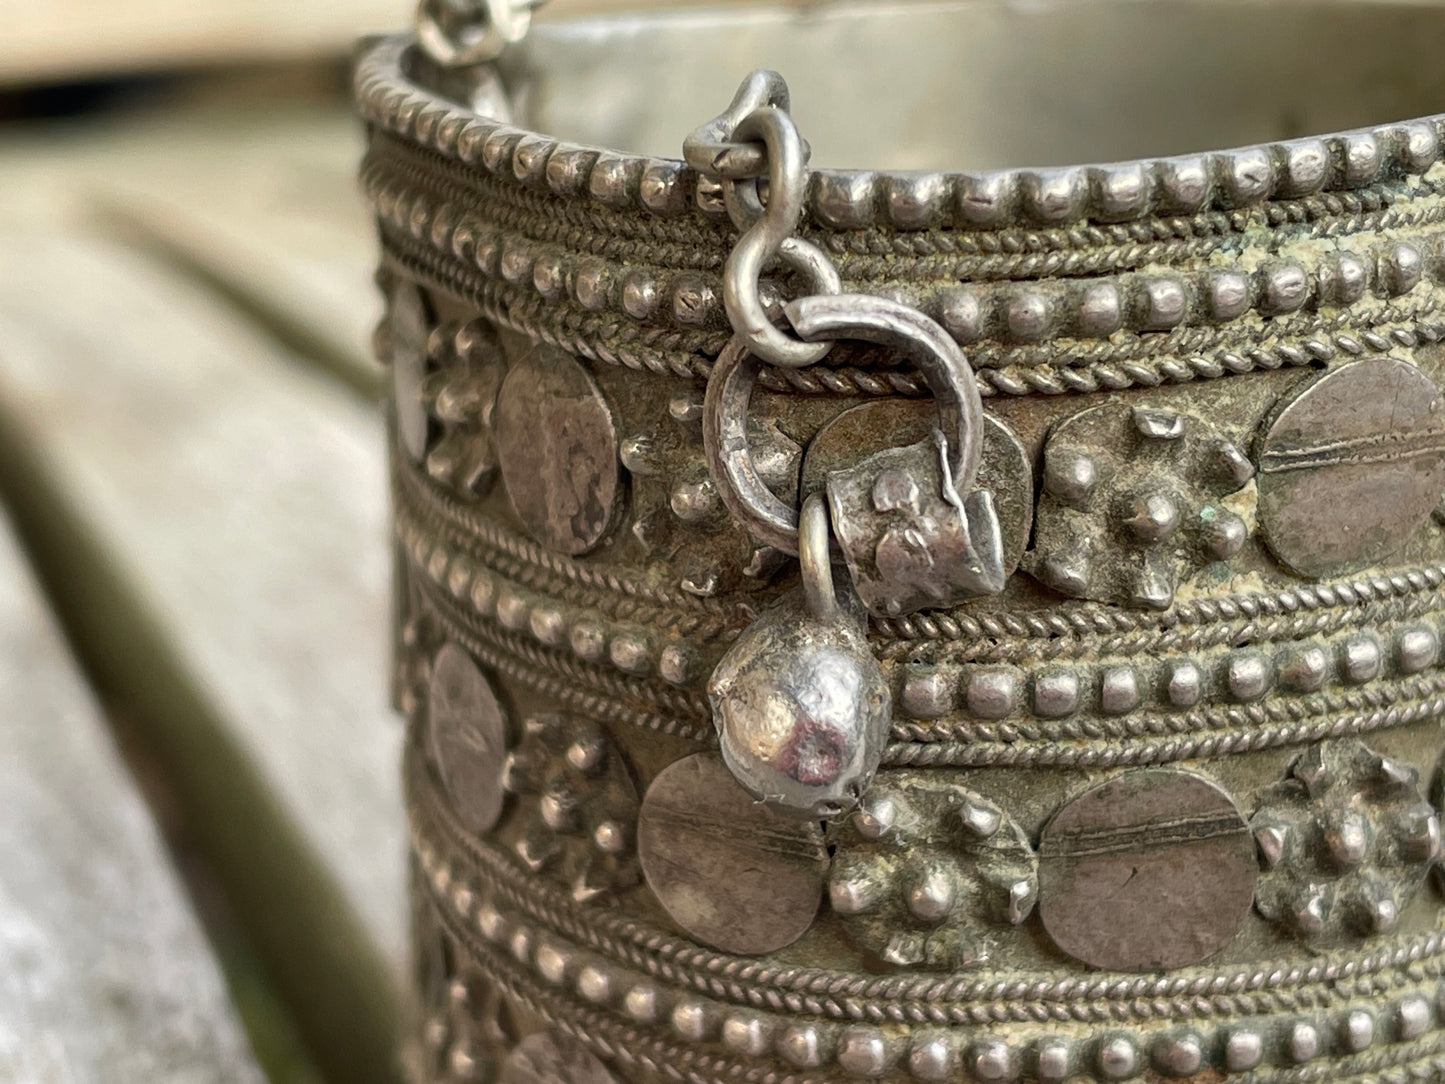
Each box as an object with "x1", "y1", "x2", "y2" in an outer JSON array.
[
  {"x1": 827, "y1": 429, "x2": 1006, "y2": 617},
  {"x1": 707, "y1": 494, "x2": 891, "y2": 818}
]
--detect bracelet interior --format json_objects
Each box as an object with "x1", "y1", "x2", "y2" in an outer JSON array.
[{"x1": 486, "y1": 0, "x2": 1445, "y2": 171}]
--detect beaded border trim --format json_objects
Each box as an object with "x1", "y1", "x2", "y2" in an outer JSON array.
[
  {"x1": 412, "y1": 752, "x2": 1445, "y2": 1081},
  {"x1": 355, "y1": 37, "x2": 1445, "y2": 231}
]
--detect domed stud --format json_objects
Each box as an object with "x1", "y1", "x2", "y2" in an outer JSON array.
[
  {"x1": 1292, "y1": 884, "x2": 1331, "y2": 935},
  {"x1": 1042, "y1": 449, "x2": 1099, "y2": 505},
  {"x1": 1355, "y1": 878, "x2": 1400, "y2": 934},
  {"x1": 1324, "y1": 809, "x2": 1372, "y2": 868},
  {"x1": 778, "y1": 1024, "x2": 826, "y2": 1068},
  {"x1": 959, "y1": 795, "x2": 1003, "y2": 840},
  {"x1": 622, "y1": 983, "x2": 660, "y2": 1024},
  {"x1": 854, "y1": 794, "x2": 902, "y2": 840},
  {"x1": 904, "y1": 862, "x2": 957, "y2": 924},
  {"x1": 1004, "y1": 877, "x2": 1037, "y2": 926},
  {"x1": 538, "y1": 786, "x2": 579, "y2": 832},
  {"x1": 1287, "y1": 1020, "x2": 1321, "y2": 1064},
  {"x1": 1397, "y1": 626, "x2": 1440, "y2": 673},
  {"x1": 829, "y1": 863, "x2": 886, "y2": 916},
  {"x1": 1132, "y1": 406, "x2": 1185, "y2": 441},
  {"x1": 1095, "y1": 1035, "x2": 1139, "y2": 1080},
  {"x1": 1223, "y1": 1028, "x2": 1264, "y2": 1072},
  {"x1": 565, "y1": 732, "x2": 608, "y2": 775},
  {"x1": 970, "y1": 1038, "x2": 1019, "y2": 1082},
  {"x1": 1164, "y1": 660, "x2": 1203, "y2": 708},
  {"x1": 1150, "y1": 1032, "x2": 1203, "y2": 1078},
  {"x1": 1279, "y1": 644, "x2": 1330, "y2": 692},
  {"x1": 1338, "y1": 1008, "x2": 1375, "y2": 1053},
  {"x1": 907, "y1": 1032, "x2": 955, "y2": 1081},
  {"x1": 670, "y1": 998, "x2": 713, "y2": 1042},
  {"x1": 1121, "y1": 491, "x2": 1181, "y2": 544},
  {"x1": 1199, "y1": 508, "x2": 1248, "y2": 560},
  {"x1": 1396, "y1": 994, "x2": 1432, "y2": 1041},
  {"x1": 1037, "y1": 547, "x2": 1092, "y2": 597},
  {"x1": 1340, "y1": 636, "x2": 1382, "y2": 684},
  {"x1": 1031, "y1": 1038, "x2": 1074, "y2": 1082},
  {"x1": 837, "y1": 1027, "x2": 895, "y2": 1078},
  {"x1": 721, "y1": 1013, "x2": 772, "y2": 1057}
]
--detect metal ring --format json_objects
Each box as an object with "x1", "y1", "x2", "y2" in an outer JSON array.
[
  {"x1": 798, "y1": 492, "x2": 839, "y2": 620},
  {"x1": 683, "y1": 69, "x2": 792, "y2": 180},
  {"x1": 416, "y1": 0, "x2": 538, "y2": 67},
  {"x1": 722, "y1": 107, "x2": 838, "y2": 369},
  {"x1": 705, "y1": 296, "x2": 987, "y2": 556},
  {"x1": 703, "y1": 337, "x2": 802, "y2": 556},
  {"x1": 786, "y1": 294, "x2": 986, "y2": 491}
]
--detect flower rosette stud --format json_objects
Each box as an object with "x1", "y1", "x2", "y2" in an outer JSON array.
[
  {"x1": 825, "y1": 773, "x2": 1038, "y2": 969},
  {"x1": 423, "y1": 320, "x2": 507, "y2": 498},
  {"x1": 1251, "y1": 740, "x2": 1441, "y2": 944},
  {"x1": 1025, "y1": 404, "x2": 1254, "y2": 610},
  {"x1": 501, "y1": 714, "x2": 641, "y2": 903}
]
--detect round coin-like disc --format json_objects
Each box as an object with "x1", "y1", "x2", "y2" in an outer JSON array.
[
  {"x1": 390, "y1": 281, "x2": 432, "y2": 464},
  {"x1": 501, "y1": 1033, "x2": 618, "y2": 1084},
  {"x1": 1038, "y1": 769, "x2": 1256, "y2": 972},
  {"x1": 801, "y1": 399, "x2": 1033, "y2": 577},
  {"x1": 427, "y1": 643, "x2": 509, "y2": 836},
  {"x1": 1257, "y1": 358, "x2": 1445, "y2": 578},
  {"x1": 495, "y1": 345, "x2": 621, "y2": 555},
  {"x1": 637, "y1": 753, "x2": 828, "y2": 955}
]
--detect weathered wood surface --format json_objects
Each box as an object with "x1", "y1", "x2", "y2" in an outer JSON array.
[
  {"x1": 0, "y1": 234, "x2": 404, "y2": 1084},
  {"x1": 0, "y1": 101, "x2": 383, "y2": 397},
  {"x1": 0, "y1": 507, "x2": 265, "y2": 1083},
  {"x1": 0, "y1": 0, "x2": 401, "y2": 84}
]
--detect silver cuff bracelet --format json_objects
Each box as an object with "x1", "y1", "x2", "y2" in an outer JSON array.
[{"x1": 358, "y1": 2, "x2": 1445, "y2": 1080}]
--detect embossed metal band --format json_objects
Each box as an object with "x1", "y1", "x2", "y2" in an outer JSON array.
[{"x1": 364, "y1": 5, "x2": 1445, "y2": 1081}]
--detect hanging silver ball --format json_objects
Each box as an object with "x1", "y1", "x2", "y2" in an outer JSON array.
[
  {"x1": 707, "y1": 494, "x2": 891, "y2": 818},
  {"x1": 708, "y1": 598, "x2": 890, "y2": 818}
]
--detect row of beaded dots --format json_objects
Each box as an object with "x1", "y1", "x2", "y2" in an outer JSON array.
[
  {"x1": 414, "y1": 836, "x2": 1445, "y2": 1082},
  {"x1": 396, "y1": 516, "x2": 704, "y2": 686},
  {"x1": 356, "y1": 45, "x2": 1445, "y2": 231},
  {"x1": 897, "y1": 623, "x2": 1445, "y2": 722},
  {"x1": 367, "y1": 162, "x2": 1445, "y2": 345}
]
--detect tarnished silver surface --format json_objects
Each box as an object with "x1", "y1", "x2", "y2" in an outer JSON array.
[
  {"x1": 635, "y1": 752, "x2": 827, "y2": 954},
  {"x1": 366, "y1": 3, "x2": 1445, "y2": 1079},
  {"x1": 427, "y1": 642, "x2": 509, "y2": 836},
  {"x1": 1037, "y1": 769, "x2": 1257, "y2": 972},
  {"x1": 494, "y1": 343, "x2": 621, "y2": 556}
]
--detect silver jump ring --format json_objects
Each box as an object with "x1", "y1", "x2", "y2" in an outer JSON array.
[
  {"x1": 705, "y1": 295, "x2": 986, "y2": 554},
  {"x1": 721, "y1": 106, "x2": 836, "y2": 369},
  {"x1": 416, "y1": 0, "x2": 539, "y2": 66},
  {"x1": 683, "y1": 70, "x2": 792, "y2": 180},
  {"x1": 787, "y1": 294, "x2": 986, "y2": 490},
  {"x1": 798, "y1": 492, "x2": 839, "y2": 621}
]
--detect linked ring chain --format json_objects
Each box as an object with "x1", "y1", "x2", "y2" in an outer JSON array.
[{"x1": 693, "y1": 71, "x2": 989, "y2": 556}]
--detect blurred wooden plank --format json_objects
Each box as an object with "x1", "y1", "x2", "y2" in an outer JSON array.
[
  {"x1": 0, "y1": 508, "x2": 265, "y2": 1083},
  {"x1": 0, "y1": 235, "x2": 404, "y2": 1084},
  {"x1": 0, "y1": 0, "x2": 400, "y2": 84},
  {"x1": 0, "y1": 102, "x2": 384, "y2": 399}
]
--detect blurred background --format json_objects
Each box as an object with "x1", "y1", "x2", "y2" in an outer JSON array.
[{"x1": 0, "y1": 5, "x2": 432, "y2": 1084}]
